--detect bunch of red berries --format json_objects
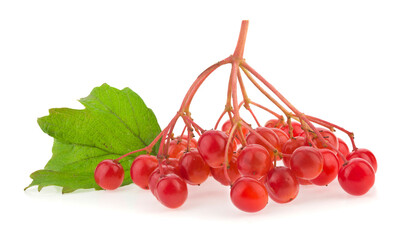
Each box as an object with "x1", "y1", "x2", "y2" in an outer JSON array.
[{"x1": 93, "y1": 20, "x2": 377, "y2": 213}]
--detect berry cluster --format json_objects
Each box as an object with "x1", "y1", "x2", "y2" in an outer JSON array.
[{"x1": 93, "y1": 21, "x2": 377, "y2": 212}]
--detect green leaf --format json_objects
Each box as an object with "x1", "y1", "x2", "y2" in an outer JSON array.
[{"x1": 26, "y1": 83, "x2": 161, "y2": 193}]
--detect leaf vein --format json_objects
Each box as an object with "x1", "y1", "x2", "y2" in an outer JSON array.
[{"x1": 91, "y1": 94, "x2": 147, "y2": 147}]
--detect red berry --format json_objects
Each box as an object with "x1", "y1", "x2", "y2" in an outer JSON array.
[
  {"x1": 281, "y1": 122, "x2": 303, "y2": 137},
  {"x1": 162, "y1": 158, "x2": 180, "y2": 172},
  {"x1": 310, "y1": 149, "x2": 339, "y2": 186},
  {"x1": 237, "y1": 144, "x2": 272, "y2": 179},
  {"x1": 290, "y1": 146, "x2": 323, "y2": 180},
  {"x1": 197, "y1": 130, "x2": 233, "y2": 168},
  {"x1": 94, "y1": 159, "x2": 125, "y2": 190},
  {"x1": 270, "y1": 128, "x2": 290, "y2": 152},
  {"x1": 282, "y1": 137, "x2": 307, "y2": 167},
  {"x1": 338, "y1": 158, "x2": 375, "y2": 196},
  {"x1": 297, "y1": 178, "x2": 312, "y2": 185},
  {"x1": 265, "y1": 167, "x2": 299, "y2": 203},
  {"x1": 302, "y1": 128, "x2": 339, "y2": 151},
  {"x1": 315, "y1": 128, "x2": 339, "y2": 151},
  {"x1": 337, "y1": 138, "x2": 350, "y2": 166},
  {"x1": 222, "y1": 120, "x2": 249, "y2": 137},
  {"x1": 179, "y1": 150, "x2": 210, "y2": 185},
  {"x1": 346, "y1": 148, "x2": 377, "y2": 172},
  {"x1": 130, "y1": 155, "x2": 158, "y2": 189},
  {"x1": 265, "y1": 119, "x2": 284, "y2": 128},
  {"x1": 210, "y1": 157, "x2": 241, "y2": 186},
  {"x1": 168, "y1": 139, "x2": 188, "y2": 159},
  {"x1": 156, "y1": 174, "x2": 188, "y2": 208},
  {"x1": 246, "y1": 127, "x2": 280, "y2": 160},
  {"x1": 148, "y1": 165, "x2": 176, "y2": 198},
  {"x1": 230, "y1": 177, "x2": 268, "y2": 213},
  {"x1": 338, "y1": 138, "x2": 350, "y2": 157},
  {"x1": 181, "y1": 135, "x2": 198, "y2": 148}
]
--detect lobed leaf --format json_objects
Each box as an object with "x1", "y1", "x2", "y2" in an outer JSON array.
[{"x1": 26, "y1": 83, "x2": 161, "y2": 193}]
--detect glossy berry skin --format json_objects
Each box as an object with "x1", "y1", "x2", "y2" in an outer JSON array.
[
  {"x1": 302, "y1": 128, "x2": 339, "y2": 151},
  {"x1": 222, "y1": 120, "x2": 249, "y2": 137},
  {"x1": 346, "y1": 148, "x2": 377, "y2": 172},
  {"x1": 168, "y1": 139, "x2": 188, "y2": 159},
  {"x1": 237, "y1": 144, "x2": 272, "y2": 179},
  {"x1": 337, "y1": 138, "x2": 350, "y2": 166},
  {"x1": 282, "y1": 137, "x2": 307, "y2": 167},
  {"x1": 130, "y1": 155, "x2": 158, "y2": 189},
  {"x1": 179, "y1": 150, "x2": 210, "y2": 185},
  {"x1": 315, "y1": 128, "x2": 339, "y2": 151},
  {"x1": 230, "y1": 177, "x2": 269, "y2": 213},
  {"x1": 265, "y1": 167, "x2": 299, "y2": 203},
  {"x1": 290, "y1": 146, "x2": 323, "y2": 180},
  {"x1": 246, "y1": 127, "x2": 280, "y2": 160},
  {"x1": 265, "y1": 119, "x2": 284, "y2": 128},
  {"x1": 338, "y1": 158, "x2": 375, "y2": 196},
  {"x1": 197, "y1": 130, "x2": 233, "y2": 168},
  {"x1": 310, "y1": 149, "x2": 339, "y2": 186},
  {"x1": 338, "y1": 138, "x2": 350, "y2": 157},
  {"x1": 281, "y1": 122, "x2": 303, "y2": 137},
  {"x1": 156, "y1": 174, "x2": 188, "y2": 208},
  {"x1": 270, "y1": 128, "x2": 290, "y2": 152},
  {"x1": 181, "y1": 135, "x2": 198, "y2": 148},
  {"x1": 162, "y1": 158, "x2": 180, "y2": 172},
  {"x1": 297, "y1": 178, "x2": 312, "y2": 185},
  {"x1": 94, "y1": 159, "x2": 125, "y2": 190},
  {"x1": 148, "y1": 165, "x2": 176, "y2": 198},
  {"x1": 210, "y1": 157, "x2": 241, "y2": 186}
]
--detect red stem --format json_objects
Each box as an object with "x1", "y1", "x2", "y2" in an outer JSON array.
[
  {"x1": 249, "y1": 101, "x2": 282, "y2": 119},
  {"x1": 214, "y1": 110, "x2": 227, "y2": 130},
  {"x1": 306, "y1": 115, "x2": 357, "y2": 150},
  {"x1": 224, "y1": 124, "x2": 238, "y2": 186},
  {"x1": 242, "y1": 62, "x2": 347, "y2": 163},
  {"x1": 183, "y1": 57, "x2": 232, "y2": 112},
  {"x1": 114, "y1": 148, "x2": 147, "y2": 162},
  {"x1": 240, "y1": 119, "x2": 282, "y2": 158},
  {"x1": 233, "y1": 20, "x2": 249, "y2": 59}
]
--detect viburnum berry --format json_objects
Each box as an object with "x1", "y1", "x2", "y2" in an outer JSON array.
[
  {"x1": 297, "y1": 178, "x2": 312, "y2": 185},
  {"x1": 281, "y1": 122, "x2": 303, "y2": 137},
  {"x1": 130, "y1": 155, "x2": 158, "y2": 189},
  {"x1": 168, "y1": 139, "x2": 189, "y2": 159},
  {"x1": 290, "y1": 146, "x2": 323, "y2": 180},
  {"x1": 222, "y1": 120, "x2": 249, "y2": 138},
  {"x1": 148, "y1": 165, "x2": 177, "y2": 198},
  {"x1": 94, "y1": 159, "x2": 125, "y2": 190},
  {"x1": 338, "y1": 138, "x2": 350, "y2": 157},
  {"x1": 301, "y1": 127, "x2": 339, "y2": 151},
  {"x1": 197, "y1": 130, "x2": 233, "y2": 168},
  {"x1": 265, "y1": 167, "x2": 299, "y2": 203},
  {"x1": 181, "y1": 135, "x2": 198, "y2": 148},
  {"x1": 265, "y1": 118, "x2": 285, "y2": 128},
  {"x1": 162, "y1": 158, "x2": 180, "y2": 172},
  {"x1": 338, "y1": 158, "x2": 375, "y2": 196},
  {"x1": 237, "y1": 144, "x2": 272, "y2": 179},
  {"x1": 346, "y1": 148, "x2": 377, "y2": 172},
  {"x1": 315, "y1": 128, "x2": 339, "y2": 151},
  {"x1": 156, "y1": 174, "x2": 188, "y2": 208},
  {"x1": 246, "y1": 127, "x2": 280, "y2": 160},
  {"x1": 337, "y1": 138, "x2": 350, "y2": 165},
  {"x1": 270, "y1": 128, "x2": 290, "y2": 152},
  {"x1": 310, "y1": 149, "x2": 339, "y2": 186},
  {"x1": 179, "y1": 149, "x2": 210, "y2": 185},
  {"x1": 210, "y1": 156, "x2": 241, "y2": 186},
  {"x1": 230, "y1": 177, "x2": 269, "y2": 212},
  {"x1": 282, "y1": 137, "x2": 307, "y2": 167}
]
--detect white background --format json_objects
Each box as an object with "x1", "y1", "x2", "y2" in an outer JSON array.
[{"x1": 1, "y1": 0, "x2": 400, "y2": 239}]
